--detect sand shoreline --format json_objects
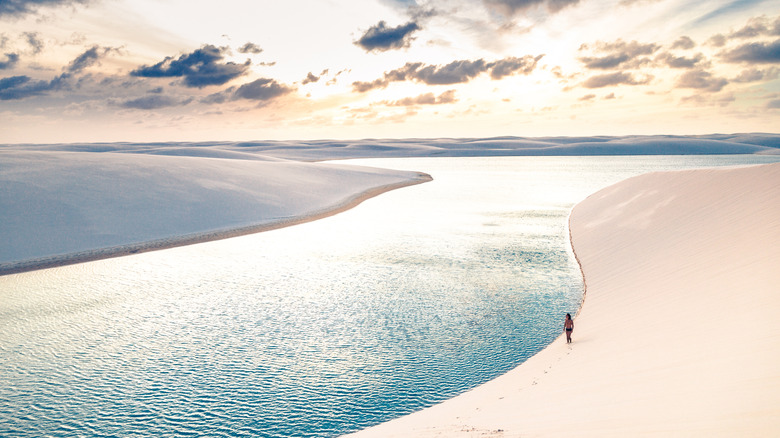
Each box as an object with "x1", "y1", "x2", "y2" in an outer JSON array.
[
  {"x1": 0, "y1": 173, "x2": 432, "y2": 276},
  {"x1": 347, "y1": 162, "x2": 780, "y2": 437}
]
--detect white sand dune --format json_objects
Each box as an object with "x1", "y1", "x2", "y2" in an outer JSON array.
[
  {"x1": 347, "y1": 162, "x2": 780, "y2": 437},
  {"x1": 5, "y1": 134, "x2": 778, "y2": 274},
  {"x1": 0, "y1": 150, "x2": 430, "y2": 274}
]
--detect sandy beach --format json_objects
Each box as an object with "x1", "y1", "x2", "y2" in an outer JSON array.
[{"x1": 347, "y1": 161, "x2": 780, "y2": 437}]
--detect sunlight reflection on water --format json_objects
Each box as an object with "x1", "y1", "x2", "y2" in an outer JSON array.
[{"x1": 2, "y1": 155, "x2": 779, "y2": 437}]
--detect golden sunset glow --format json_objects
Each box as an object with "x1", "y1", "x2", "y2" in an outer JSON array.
[{"x1": 1, "y1": 0, "x2": 778, "y2": 143}]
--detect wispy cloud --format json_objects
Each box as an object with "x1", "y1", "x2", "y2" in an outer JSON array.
[
  {"x1": 483, "y1": 0, "x2": 581, "y2": 15},
  {"x1": 381, "y1": 89, "x2": 457, "y2": 106},
  {"x1": 353, "y1": 55, "x2": 542, "y2": 92},
  {"x1": 578, "y1": 40, "x2": 660, "y2": 70},
  {"x1": 582, "y1": 71, "x2": 652, "y2": 88},
  {"x1": 0, "y1": 0, "x2": 90, "y2": 17},
  {"x1": 23, "y1": 32, "x2": 44, "y2": 54},
  {"x1": 119, "y1": 94, "x2": 192, "y2": 110},
  {"x1": 67, "y1": 45, "x2": 118, "y2": 73}
]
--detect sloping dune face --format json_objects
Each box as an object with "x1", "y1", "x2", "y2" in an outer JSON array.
[
  {"x1": 563, "y1": 162, "x2": 780, "y2": 436},
  {"x1": 348, "y1": 162, "x2": 780, "y2": 437},
  {"x1": 0, "y1": 150, "x2": 429, "y2": 272}
]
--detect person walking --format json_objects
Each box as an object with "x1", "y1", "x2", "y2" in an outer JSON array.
[{"x1": 564, "y1": 313, "x2": 574, "y2": 344}]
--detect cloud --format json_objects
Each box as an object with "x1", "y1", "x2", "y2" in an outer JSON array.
[
  {"x1": 489, "y1": 55, "x2": 544, "y2": 79},
  {"x1": 383, "y1": 89, "x2": 457, "y2": 106},
  {"x1": 0, "y1": 53, "x2": 20, "y2": 70},
  {"x1": 768, "y1": 98, "x2": 780, "y2": 109},
  {"x1": 578, "y1": 40, "x2": 660, "y2": 70},
  {"x1": 302, "y1": 72, "x2": 319, "y2": 85},
  {"x1": 131, "y1": 44, "x2": 251, "y2": 88},
  {"x1": 0, "y1": 0, "x2": 89, "y2": 17},
  {"x1": 483, "y1": 0, "x2": 581, "y2": 15},
  {"x1": 352, "y1": 55, "x2": 542, "y2": 92},
  {"x1": 237, "y1": 42, "x2": 263, "y2": 54},
  {"x1": 729, "y1": 15, "x2": 780, "y2": 39},
  {"x1": 415, "y1": 59, "x2": 488, "y2": 84},
  {"x1": 119, "y1": 94, "x2": 191, "y2": 110},
  {"x1": 0, "y1": 73, "x2": 67, "y2": 100},
  {"x1": 354, "y1": 21, "x2": 420, "y2": 52},
  {"x1": 23, "y1": 32, "x2": 44, "y2": 54},
  {"x1": 67, "y1": 45, "x2": 116, "y2": 73},
  {"x1": 582, "y1": 71, "x2": 652, "y2": 88},
  {"x1": 676, "y1": 69, "x2": 728, "y2": 92},
  {"x1": 671, "y1": 36, "x2": 696, "y2": 50},
  {"x1": 233, "y1": 78, "x2": 294, "y2": 101},
  {"x1": 707, "y1": 15, "x2": 779, "y2": 48},
  {"x1": 679, "y1": 92, "x2": 735, "y2": 107},
  {"x1": 719, "y1": 39, "x2": 780, "y2": 64},
  {"x1": 707, "y1": 34, "x2": 727, "y2": 48},
  {"x1": 655, "y1": 52, "x2": 708, "y2": 69},
  {"x1": 732, "y1": 67, "x2": 779, "y2": 82}
]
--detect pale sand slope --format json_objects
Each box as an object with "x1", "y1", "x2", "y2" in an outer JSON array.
[{"x1": 347, "y1": 162, "x2": 780, "y2": 437}]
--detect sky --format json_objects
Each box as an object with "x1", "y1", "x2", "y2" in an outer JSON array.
[{"x1": 0, "y1": 0, "x2": 778, "y2": 143}]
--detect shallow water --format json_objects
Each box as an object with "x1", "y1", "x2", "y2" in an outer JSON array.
[{"x1": 1, "y1": 155, "x2": 778, "y2": 437}]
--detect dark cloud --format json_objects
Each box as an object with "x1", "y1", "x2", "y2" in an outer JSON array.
[
  {"x1": 483, "y1": 0, "x2": 580, "y2": 15},
  {"x1": 671, "y1": 36, "x2": 696, "y2": 50},
  {"x1": 237, "y1": 42, "x2": 263, "y2": 54},
  {"x1": 0, "y1": 53, "x2": 20, "y2": 70},
  {"x1": 352, "y1": 55, "x2": 542, "y2": 92},
  {"x1": 384, "y1": 89, "x2": 457, "y2": 106},
  {"x1": 578, "y1": 40, "x2": 660, "y2": 70},
  {"x1": 582, "y1": 72, "x2": 652, "y2": 88},
  {"x1": 302, "y1": 72, "x2": 319, "y2": 85},
  {"x1": 655, "y1": 52, "x2": 708, "y2": 69},
  {"x1": 676, "y1": 69, "x2": 728, "y2": 92},
  {"x1": 0, "y1": 73, "x2": 67, "y2": 100},
  {"x1": 0, "y1": 0, "x2": 89, "y2": 17},
  {"x1": 768, "y1": 98, "x2": 780, "y2": 109},
  {"x1": 131, "y1": 45, "x2": 251, "y2": 88},
  {"x1": 23, "y1": 32, "x2": 44, "y2": 54},
  {"x1": 119, "y1": 94, "x2": 191, "y2": 110},
  {"x1": 720, "y1": 39, "x2": 780, "y2": 64},
  {"x1": 67, "y1": 45, "x2": 116, "y2": 73},
  {"x1": 355, "y1": 21, "x2": 420, "y2": 52},
  {"x1": 233, "y1": 78, "x2": 294, "y2": 101},
  {"x1": 578, "y1": 93, "x2": 596, "y2": 101}
]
